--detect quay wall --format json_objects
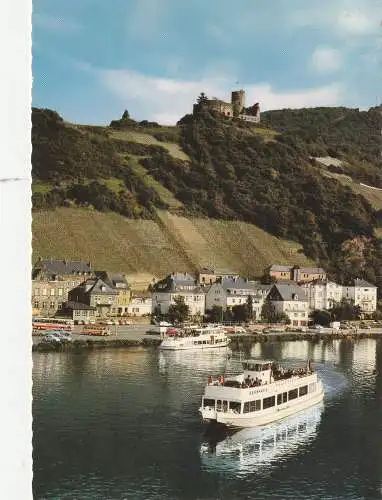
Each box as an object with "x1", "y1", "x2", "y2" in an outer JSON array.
[{"x1": 32, "y1": 330, "x2": 382, "y2": 353}]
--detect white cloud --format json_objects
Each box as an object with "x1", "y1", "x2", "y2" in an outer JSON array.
[
  {"x1": 337, "y1": 9, "x2": 375, "y2": 34},
  {"x1": 311, "y1": 47, "x2": 343, "y2": 73},
  {"x1": 98, "y1": 68, "x2": 343, "y2": 124},
  {"x1": 287, "y1": 1, "x2": 379, "y2": 36}
]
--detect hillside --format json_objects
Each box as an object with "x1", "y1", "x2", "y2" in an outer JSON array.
[
  {"x1": 32, "y1": 104, "x2": 382, "y2": 284},
  {"x1": 32, "y1": 208, "x2": 312, "y2": 286}
]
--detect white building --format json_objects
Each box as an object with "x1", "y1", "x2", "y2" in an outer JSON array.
[
  {"x1": 267, "y1": 283, "x2": 309, "y2": 326},
  {"x1": 342, "y1": 279, "x2": 377, "y2": 314},
  {"x1": 301, "y1": 280, "x2": 343, "y2": 311},
  {"x1": 127, "y1": 297, "x2": 152, "y2": 316},
  {"x1": 205, "y1": 278, "x2": 272, "y2": 320},
  {"x1": 151, "y1": 273, "x2": 205, "y2": 316}
]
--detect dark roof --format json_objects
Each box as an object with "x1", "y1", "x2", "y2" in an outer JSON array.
[
  {"x1": 353, "y1": 279, "x2": 376, "y2": 288},
  {"x1": 269, "y1": 283, "x2": 308, "y2": 302},
  {"x1": 152, "y1": 273, "x2": 204, "y2": 293},
  {"x1": 33, "y1": 259, "x2": 92, "y2": 278},
  {"x1": 199, "y1": 267, "x2": 238, "y2": 275},
  {"x1": 221, "y1": 277, "x2": 260, "y2": 292},
  {"x1": 210, "y1": 278, "x2": 272, "y2": 296},
  {"x1": 304, "y1": 279, "x2": 339, "y2": 286},
  {"x1": 83, "y1": 278, "x2": 118, "y2": 295},
  {"x1": 269, "y1": 265, "x2": 292, "y2": 273},
  {"x1": 95, "y1": 271, "x2": 129, "y2": 289},
  {"x1": 64, "y1": 301, "x2": 96, "y2": 311},
  {"x1": 295, "y1": 267, "x2": 326, "y2": 274}
]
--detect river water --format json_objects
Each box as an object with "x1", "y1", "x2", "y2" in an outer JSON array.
[{"x1": 33, "y1": 339, "x2": 382, "y2": 499}]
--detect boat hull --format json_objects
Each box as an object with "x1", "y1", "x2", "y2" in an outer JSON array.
[
  {"x1": 159, "y1": 342, "x2": 230, "y2": 351},
  {"x1": 200, "y1": 387, "x2": 324, "y2": 428}
]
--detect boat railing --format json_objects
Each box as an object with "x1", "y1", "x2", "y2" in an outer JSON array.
[{"x1": 206, "y1": 371, "x2": 315, "y2": 390}]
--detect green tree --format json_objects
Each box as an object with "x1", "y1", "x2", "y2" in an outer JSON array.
[
  {"x1": 330, "y1": 299, "x2": 362, "y2": 321},
  {"x1": 223, "y1": 307, "x2": 234, "y2": 323},
  {"x1": 168, "y1": 296, "x2": 190, "y2": 324},
  {"x1": 205, "y1": 305, "x2": 224, "y2": 323},
  {"x1": 246, "y1": 295, "x2": 254, "y2": 321},
  {"x1": 232, "y1": 304, "x2": 249, "y2": 323},
  {"x1": 196, "y1": 92, "x2": 209, "y2": 104},
  {"x1": 309, "y1": 309, "x2": 331, "y2": 326}
]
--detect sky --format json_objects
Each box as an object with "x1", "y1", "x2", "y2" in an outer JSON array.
[{"x1": 32, "y1": 0, "x2": 382, "y2": 125}]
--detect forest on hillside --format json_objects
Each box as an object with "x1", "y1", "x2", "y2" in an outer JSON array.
[{"x1": 31, "y1": 105, "x2": 382, "y2": 284}]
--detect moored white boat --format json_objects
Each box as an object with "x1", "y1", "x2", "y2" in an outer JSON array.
[
  {"x1": 199, "y1": 358, "x2": 324, "y2": 428},
  {"x1": 159, "y1": 325, "x2": 231, "y2": 351}
]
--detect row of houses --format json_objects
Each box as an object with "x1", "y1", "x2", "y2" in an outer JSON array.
[
  {"x1": 32, "y1": 259, "x2": 151, "y2": 322},
  {"x1": 32, "y1": 259, "x2": 378, "y2": 324},
  {"x1": 151, "y1": 272, "x2": 378, "y2": 326}
]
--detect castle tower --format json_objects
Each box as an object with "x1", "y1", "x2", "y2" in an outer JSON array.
[{"x1": 231, "y1": 89, "x2": 245, "y2": 117}]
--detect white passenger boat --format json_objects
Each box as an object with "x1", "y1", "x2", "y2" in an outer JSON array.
[
  {"x1": 199, "y1": 359, "x2": 324, "y2": 427},
  {"x1": 159, "y1": 325, "x2": 231, "y2": 351}
]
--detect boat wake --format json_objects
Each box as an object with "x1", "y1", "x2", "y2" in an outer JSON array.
[{"x1": 313, "y1": 363, "x2": 348, "y2": 401}]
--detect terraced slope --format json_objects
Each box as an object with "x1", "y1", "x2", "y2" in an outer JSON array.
[{"x1": 32, "y1": 208, "x2": 312, "y2": 281}]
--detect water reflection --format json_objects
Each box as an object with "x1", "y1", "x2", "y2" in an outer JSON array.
[
  {"x1": 158, "y1": 348, "x2": 232, "y2": 375},
  {"x1": 200, "y1": 403, "x2": 324, "y2": 477}
]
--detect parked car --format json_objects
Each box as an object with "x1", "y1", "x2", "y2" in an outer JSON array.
[
  {"x1": 41, "y1": 331, "x2": 62, "y2": 343},
  {"x1": 55, "y1": 331, "x2": 72, "y2": 341}
]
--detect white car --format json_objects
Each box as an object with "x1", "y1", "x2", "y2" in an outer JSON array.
[{"x1": 42, "y1": 331, "x2": 62, "y2": 343}]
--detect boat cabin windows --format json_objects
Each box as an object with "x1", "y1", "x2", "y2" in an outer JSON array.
[
  {"x1": 243, "y1": 362, "x2": 272, "y2": 372},
  {"x1": 299, "y1": 385, "x2": 308, "y2": 397},
  {"x1": 229, "y1": 402, "x2": 241, "y2": 414},
  {"x1": 277, "y1": 392, "x2": 288, "y2": 405},
  {"x1": 263, "y1": 396, "x2": 275, "y2": 409},
  {"x1": 243, "y1": 400, "x2": 261, "y2": 413},
  {"x1": 203, "y1": 398, "x2": 215, "y2": 409},
  {"x1": 288, "y1": 388, "x2": 298, "y2": 400},
  {"x1": 308, "y1": 382, "x2": 316, "y2": 393}
]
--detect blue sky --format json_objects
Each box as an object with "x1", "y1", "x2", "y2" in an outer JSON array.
[{"x1": 32, "y1": 0, "x2": 382, "y2": 125}]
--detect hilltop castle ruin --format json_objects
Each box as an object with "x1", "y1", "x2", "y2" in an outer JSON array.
[{"x1": 193, "y1": 89, "x2": 260, "y2": 123}]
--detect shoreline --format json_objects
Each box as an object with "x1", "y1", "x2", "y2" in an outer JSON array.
[{"x1": 32, "y1": 330, "x2": 382, "y2": 352}]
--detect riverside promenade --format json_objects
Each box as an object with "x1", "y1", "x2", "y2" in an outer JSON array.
[{"x1": 32, "y1": 324, "x2": 382, "y2": 352}]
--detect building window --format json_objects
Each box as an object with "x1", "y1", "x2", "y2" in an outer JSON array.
[
  {"x1": 57, "y1": 303, "x2": 62, "y2": 310},
  {"x1": 41, "y1": 302, "x2": 46, "y2": 308},
  {"x1": 33, "y1": 301, "x2": 39, "y2": 308},
  {"x1": 50, "y1": 301, "x2": 55, "y2": 308},
  {"x1": 58, "y1": 288, "x2": 63, "y2": 296},
  {"x1": 42, "y1": 289, "x2": 47, "y2": 296},
  {"x1": 50, "y1": 289, "x2": 55, "y2": 296}
]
